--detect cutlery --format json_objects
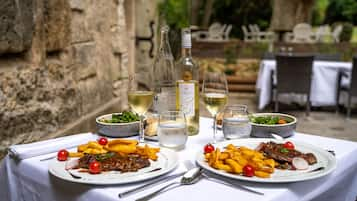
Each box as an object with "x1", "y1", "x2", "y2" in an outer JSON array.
[
  {"x1": 200, "y1": 171, "x2": 264, "y2": 195},
  {"x1": 136, "y1": 167, "x2": 202, "y2": 201},
  {"x1": 183, "y1": 160, "x2": 264, "y2": 195},
  {"x1": 67, "y1": 170, "x2": 82, "y2": 179},
  {"x1": 118, "y1": 172, "x2": 184, "y2": 198},
  {"x1": 308, "y1": 166, "x2": 325, "y2": 173}
]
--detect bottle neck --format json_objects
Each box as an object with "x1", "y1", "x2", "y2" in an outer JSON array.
[
  {"x1": 182, "y1": 47, "x2": 192, "y2": 58},
  {"x1": 160, "y1": 31, "x2": 172, "y2": 54}
]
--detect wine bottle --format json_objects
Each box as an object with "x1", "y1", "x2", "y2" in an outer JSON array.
[
  {"x1": 176, "y1": 28, "x2": 200, "y2": 135},
  {"x1": 152, "y1": 26, "x2": 176, "y2": 113}
]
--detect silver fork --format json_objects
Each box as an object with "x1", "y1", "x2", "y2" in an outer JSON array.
[{"x1": 136, "y1": 168, "x2": 201, "y2": 201}]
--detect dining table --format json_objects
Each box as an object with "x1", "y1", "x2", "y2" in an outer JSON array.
[
  {"x1": 256, "y1": 59, "x2": 353, "y2": 110},
  {"x1": 1, "y1": 117, "x2": 357, "y2": 201}
]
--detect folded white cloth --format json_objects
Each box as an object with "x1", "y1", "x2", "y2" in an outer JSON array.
[{"x1": 8, "y1": 133, "x2": 97, "y2": 160}]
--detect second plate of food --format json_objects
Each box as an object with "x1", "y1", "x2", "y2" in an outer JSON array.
[{"x1": 196, "y1": 138, "x2": 336, "y2": 183}]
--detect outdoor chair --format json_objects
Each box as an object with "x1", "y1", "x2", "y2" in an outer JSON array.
[
  {"x1": 194, "y1": 22, "x2": 229, "y2": 41},
  {"x1": 314, "y1": 53, "x2": 341, "y2": 61},
  {"x1": 251, "y1": 24, "x2": 275, "y2": 42},
  {"x1": 241, "y1": 25, "x2": 255, "y2": 42},
  {"x1": 291, "y1": 23, "x2": 316, "y2": 43},
  {"x1": 315, "y1": 25, "x2": 331, "y2": 42},
  {"x1": 272, "y1": 54, "x2": 314, "y2": 116},
  {"x1": 336, "y1": 56, "x2": 357, "y2": 118},
  {"x1": 331, "y1": 25, "x2": 343, "y2": 43}
]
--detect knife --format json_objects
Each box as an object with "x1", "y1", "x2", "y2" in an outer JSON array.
[{"x1": 118, "y1": 172, "x2": 185, "y2": 198}]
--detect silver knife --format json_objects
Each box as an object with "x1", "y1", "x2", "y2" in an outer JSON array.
[{"x1": 118, "y1": 172, "x2": 185, "y2": 198}]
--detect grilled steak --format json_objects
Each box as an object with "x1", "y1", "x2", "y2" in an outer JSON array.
[
  {"x1": 256, "y1": 142, "x2": 317, "y2": 169},
  {"x1": 76, "y1": 152, "x2": 150, "y2": 172}
]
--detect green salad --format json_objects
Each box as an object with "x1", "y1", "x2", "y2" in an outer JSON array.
[
  {"x1": 99, "y1": 111, "x2": 139, "y2": 123},
  {"x1": 249, "y1": 116, "x2": 291, "y2": 125}
]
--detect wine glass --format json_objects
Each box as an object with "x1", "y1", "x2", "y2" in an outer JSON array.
[
  {"x1": 202, "y1": 72, "x2": 228, "y2": 143},
  {"x1": 128, "y1": 76, "x2": 154, "y2": 143}
]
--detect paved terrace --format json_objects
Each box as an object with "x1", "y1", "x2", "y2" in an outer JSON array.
[{"x1": 199, "y1": 92, "x2": 357, "y2": 142}]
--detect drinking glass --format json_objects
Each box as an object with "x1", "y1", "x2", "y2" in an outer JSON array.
[
  {"x1": 222, "y1": 105, "x2": 252, "y2": 139},
  {"x1": 157, "y1": 111, "x2": 187, "y2": 149},
  {"x1": 202, "y1": 72, "x2": 228, "y2": 143},
  {"x1": 128, "y1": 77, "x2": 154, "y2": 143}
]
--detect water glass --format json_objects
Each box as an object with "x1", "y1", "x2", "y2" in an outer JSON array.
[
  {"x1": 157, "y1": 111, "x2": 187, "y2": 149},
  {"x1": 222, "y1": 105, "x2": 251, "y2": 139}
]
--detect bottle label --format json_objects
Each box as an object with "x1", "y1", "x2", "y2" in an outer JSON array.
[{"x1": 178, "y1": 82, "x2": 195, "y2": 117}]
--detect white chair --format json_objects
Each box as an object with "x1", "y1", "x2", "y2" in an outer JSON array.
[
  {"x1": 195, "y1": 22, "x2": 227, "y2": 41},
  {"x1": 331, "y1": 25, "x2": 343, "y2": 43},
  {"x1": 223, "y1": 24, "x2": 232, "y2": 41},
  {"x1": 252, "y1": 24, "x2": 275, "y2": 42},
  {"x1": 291, "y1": 23, "x2": 316, "y2": 43},
  {"x1": 315, "y1": 25, "x2": 331, "y2": 42},
  {"x1": 241, "y1": 25, "x2": 255, "y2": 42}
]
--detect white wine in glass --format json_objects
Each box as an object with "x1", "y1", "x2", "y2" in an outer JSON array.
[
  {"x1": 202, "y1": 72, "x2": 228, "y2": 143},
  {"x1": 128, "y1": 90, "x2": 154, "y2": 143},
  {"x1": 203, "y1": 93, "x2": 227, "y2": 116}
]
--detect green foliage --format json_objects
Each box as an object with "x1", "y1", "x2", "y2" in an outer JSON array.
[
  {"x1": 211, "y1": 0, "x2": 272, "y2": 39},
  {"x1": 325, "y1": 0, "x2": 357, "y2": 24},
  {"x1": 312, "y1": 0, "x2": 329, "y2": 25},
  {"x1": 340, "y1": 22, "x2": 354, "y2": 42},
  {"x1": 158, "y1": 0, "x2": 190, "y2": 29}
]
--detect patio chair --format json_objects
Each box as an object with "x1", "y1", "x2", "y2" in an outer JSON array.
[
  {"x1": 336, "y1": 56, "x2": 357, "y2": 118},
  {"x1": 273, "y1": 54, "x2": 314, "y2": 116},
  {"x1": 315, "y1": 25, "x2": 331, "y2": 42},
  {"x1": 315, "y1": 53, "x2": 341, "y2": 61},
  {"x1": 252, "y1": 24, "x2": 275, "y2": 42},
  {"x1": 195, "y1": 22, "x2": 227, "y2": 41},
  {"x1": 291, "y1": 23, "x2": 316, "y2": 43},
  {"x1": 331, "y1": 25, "x2": 343, "y2": 43},
  {"x1": 223, "y1": 24, "x2": 232, "y2": 41},
  {"x1": 241, "y1": 25, "x2": 255, "y2": 42}
]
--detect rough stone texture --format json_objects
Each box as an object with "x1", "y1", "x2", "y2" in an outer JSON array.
[
  {"x1": 0, "y1": 0, "x2": 134, "y2": 159},
  {"x1": 44, "y1": 0, "x2": 71, "y2": 52},
  {"x1": 0, "y1": 0, "x2": 34, "y2": 54}
]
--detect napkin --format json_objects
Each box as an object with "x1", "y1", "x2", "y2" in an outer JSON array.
[{"x1": 8, "y1": 132, "x2": 97, "y2": 160}]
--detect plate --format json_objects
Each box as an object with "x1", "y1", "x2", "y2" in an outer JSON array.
[
  {"x1": 49, "y1": 147, "x2": 178, "y2": 185},
  {"x1": 196, "y1": 138, "x2": 336, "y2": 183}
]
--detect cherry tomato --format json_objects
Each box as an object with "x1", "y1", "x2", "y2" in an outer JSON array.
[
  {"x1": 204, "y1": 144, "x2": 215, "y2": 153},
  {"x1": 57, "y1": 149, "x2": 69, "y2": 161},
  {"x1": 243, "y1": 165, "x2": 255, "y2": 177},
  {"x1": 283, "y1": 141, "x2": 295, "y2": 150},
  {"x1": 98, "y1": 137, "x2": 108, "y2": 145},
  {"x1": 89, "y1": 161, "x2": 102, "y2": 174}
]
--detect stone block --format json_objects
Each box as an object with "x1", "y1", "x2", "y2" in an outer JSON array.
[
  {"x1": 73, "y1": 64, "x2": 97, "y2": 81},
  {"x1": 69, "y1": 0, "x2": 87, "y2": 11},
  {"x1": 72, "y1": 42, "x2": 96, "y2": 68},
  {"x1": 44, "y1": 0, "x2": 71, "y2": 52},
  {"x1": 70, "y1": 12, "x2": 93, "y2": 43},
  {"x1": 0, "y1": 0, "x2": 34, "y2": 54}
]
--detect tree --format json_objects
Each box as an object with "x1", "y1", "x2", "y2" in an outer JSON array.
[{"x1": 270, "y1": 0, "x2": 315, "y2": 31}]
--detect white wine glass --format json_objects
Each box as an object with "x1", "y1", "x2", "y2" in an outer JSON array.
[
  {"x1": 202, "y1": 71, "x2": 228, "y2": 143},
  {"x1": 128, "y1": 77, "x2": 154, "y2": 143}
]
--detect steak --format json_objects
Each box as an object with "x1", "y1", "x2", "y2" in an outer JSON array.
[
  {"x1": 256, "y1": 142, "x2": 317, "y2": 169},
  {"x1": 76, "y1": 152, "x2": 150, "y2": 172}
]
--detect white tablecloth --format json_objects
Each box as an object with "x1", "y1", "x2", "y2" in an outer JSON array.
[
  {"x1": 1, "y1": 117, "x2": 357, "y2": 201},
  {"x1": 256, "y1": 60, "x2": 352, "y2": 110}
]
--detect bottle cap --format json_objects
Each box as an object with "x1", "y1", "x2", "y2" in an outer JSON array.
[{"x1": 182, "y1": 28, "x2": 191, "y2": 48}]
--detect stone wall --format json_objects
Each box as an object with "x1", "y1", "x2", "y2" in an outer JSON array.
[{"x1": 0, "y1": 0, "x2": 134, "y2": 158}]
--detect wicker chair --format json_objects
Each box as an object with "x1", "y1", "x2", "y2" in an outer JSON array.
[
  {"x1": 272, "y1": 54, "x2": 314, "y2": 116},
  {"x1": 336, "y1": 56, "x2": 357, "y2": 118}
]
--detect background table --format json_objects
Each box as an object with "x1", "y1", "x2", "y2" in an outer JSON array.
[
  {"x1": 256, "y1": 60, "x2": 352, "y2": 110},
  {"x1": 1, "y1": 117, "x2": 357, "y2": 201}
]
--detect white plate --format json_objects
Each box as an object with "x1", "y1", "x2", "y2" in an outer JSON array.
[
  {"x1": 49, "y1": 147, "x2": 178, "y2": 185},
  {"x1": 196, "y1": 138, "x2": 336, "y2": 183}
]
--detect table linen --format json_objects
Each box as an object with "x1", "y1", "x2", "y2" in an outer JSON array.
[
  {"x1": 256, "y1": 60, "x2": 352, "y2": 110},
  {"x1": 1, "y1": 117, "x2": 357, "y2": 201}
]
